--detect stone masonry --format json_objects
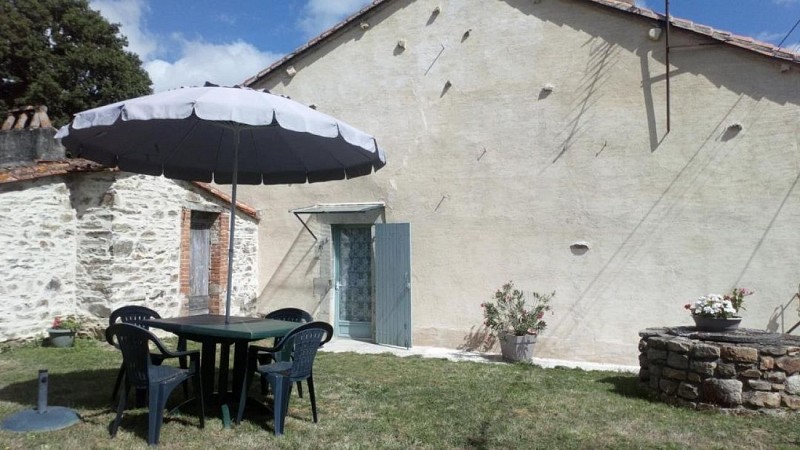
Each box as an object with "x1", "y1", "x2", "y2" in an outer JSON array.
[
  {"x1": 639, "y1": 327, "x2": 800, "y2": 413},
  {"x1": 0, "y1": 169, "x2": 259, "y2": 341}
]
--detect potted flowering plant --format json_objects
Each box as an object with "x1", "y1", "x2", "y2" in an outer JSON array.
[
  {"x1": 684, "y1": 288, "x2": 753, "y2": 332},
  {"x1": 47, "y1": 315, "x2": 82, "y2": 347},
  {"x1": 482, "y1": 281, "x2": 554, "y2": 362}
]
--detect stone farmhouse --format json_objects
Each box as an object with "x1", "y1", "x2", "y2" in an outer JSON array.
[
  {"x1": 0, "y1": 117, "x2": 260, "y2": 340},
  {"x1": 236, "y1": 0, "x2": 800, "y2": 365}
]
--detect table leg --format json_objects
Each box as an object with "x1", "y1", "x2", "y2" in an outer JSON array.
[
  {"x1": 218, "y1": 342, "x2": 231, "y2": 403},
  {"x1": 232, "y1": 341, "x2": 249, "y2": 402},
  {"x1": 201, "y1": 341, "x2": 217, "y2": 404}
]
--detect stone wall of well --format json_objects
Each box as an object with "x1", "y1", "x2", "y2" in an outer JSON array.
[
  {"x1": 639, "y1": 327, "x2": 800, "y2": 413},
  {"x1": 0, "y1": 171, "x2": 259, "y2": 341}
]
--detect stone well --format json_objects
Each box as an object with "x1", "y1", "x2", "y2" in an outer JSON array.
[{"x1": 638, "y1": 327, "x2": 800, "y2": 413}]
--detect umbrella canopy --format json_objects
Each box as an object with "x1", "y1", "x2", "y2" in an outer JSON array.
[{"x1": 55, "y1": 85, "x2": 386, "y2": 322}]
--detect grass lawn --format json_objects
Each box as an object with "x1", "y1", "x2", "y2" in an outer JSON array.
[{"x1": 1, "y1": 338, "x2": 800, "y2": 449}]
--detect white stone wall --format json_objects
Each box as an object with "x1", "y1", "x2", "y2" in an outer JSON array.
[
  {"x1": 101, "y1": 174, "x2": 260, "y2": 318},
  {"x1": 240, "y1": 0, "x2": 800, "y2": 365},
  {"x1": 0, "y1": 171, "x2": 259, "y2": 341},
  {"x1": 0, "y1": 178, "x2": 78, "y2": 339}
]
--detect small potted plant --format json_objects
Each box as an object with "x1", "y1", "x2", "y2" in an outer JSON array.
[
  {"x1": 684, "y1": 287, "x2": 753, "y2": 332},
  {"x1": 47, "y1": 315, "x2": 82, "y2": 347},
  {"x1": 482, "y1": 281, "x2": 554, "y2": 362}
]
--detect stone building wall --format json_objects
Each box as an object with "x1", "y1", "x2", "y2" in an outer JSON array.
[
  {"x1": 0, "y1": 178, "x2": 78, "y2": 339},
  {"x1": 0, "y1": 170, "x2": 259, "y2": 341}
]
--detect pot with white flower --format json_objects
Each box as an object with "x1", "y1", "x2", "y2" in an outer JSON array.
[
  {"x1": 684, "y1": 288, "x2": 753, "y2": 332},
  {"x1": 482, "y1": 281, "x2": 554, "y2": 362}
]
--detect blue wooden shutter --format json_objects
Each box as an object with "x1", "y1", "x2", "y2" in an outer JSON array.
[{"x1": 375, "y1": 223, "x2": 412, "y2": 348}]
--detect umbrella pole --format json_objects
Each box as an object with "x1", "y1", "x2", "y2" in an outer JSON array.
[{"x1": 224, "y1": 128, "x2": 240, "y2": 324}]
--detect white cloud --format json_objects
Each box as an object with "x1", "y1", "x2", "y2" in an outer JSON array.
[
  {"x1": 90, "y1": 0, "x2": 158, "y2": 60},
  {"x1": 634, "y1": 0, "x2": 651, "y2": 9},
  {"x1": 297, "y1": 0, "x2": 373, "y2": 37},
  {"x1": 89, "y1": 0, "x2": 280, "y2": 92},
  {"x1": 145, "y1": 38, "x2": 281, "y2": 92}
]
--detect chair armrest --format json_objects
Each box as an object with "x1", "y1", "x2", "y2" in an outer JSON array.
[
  {"x1": 248, "y1": 343, "x2": 279, "y2": 355},
  {"x1": 161, "y1": 348, "x2": 200, "y2": 360},
  {"x1": 105, "y1": 326, "x2": 115, "y2": 346}
]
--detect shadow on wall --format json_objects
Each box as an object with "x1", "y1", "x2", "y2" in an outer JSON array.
[
  {"x1": 767, "y1": 284, "x2": 800, "y2": 333},
  {"x1": 501, "y1": 0, "x2": 795, "y2": 105},
  {"x1": 458, "y1": 325, "x2": 495, "y2": 352},
  {"x1": 256, "y1": 227, "x2": 321, "y2": 314},
  {"x1": 66, "y1": 172, "x2": 117, "y2": 220},
  {"x1": 502, "y1": 0, "x2": 798, "y2": 156}
]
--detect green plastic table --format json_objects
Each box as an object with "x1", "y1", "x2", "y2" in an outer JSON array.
[{"x1": 143, "y1": 314, "x2": 299, "y2": 426}]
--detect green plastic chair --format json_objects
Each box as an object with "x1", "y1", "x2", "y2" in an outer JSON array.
[
  {"x1": 107, "y1": 323, "x2": 205, "y2": 446},
  {"x1": 258, "y1": 308, "x2": 313, "y2": 396},
  {"x1": 236, "y1": 321, "x2": 332, "y2": 435},
  {"x1": 107, "y1": 305, "x2": 188, "y2": 403}
]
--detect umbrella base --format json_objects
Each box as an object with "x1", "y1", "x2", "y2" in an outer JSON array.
[{"x1": 1, "y1": 407, "x2": 80, "y2": 432}]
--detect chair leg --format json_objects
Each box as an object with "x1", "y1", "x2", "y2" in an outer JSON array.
[
  {"x1": 178, "y1": 337, "x2": 189, "y2": 399},
  {"x1": 147, "y1": 384, "x2": 160, "y2": 446},
  {"x1": 236, "y1": 368, "x2": 254, "y2": 425},
  {"x1": 296, "y1": 380, "x2": 303, "y2": 398},
  {"x1": 272, "y1": 376, "x2": 292, "y2": 436},
  {"x1": 196, "y1": 371, "x2": 205, "y2": 429},
  {"x1": 110, "y1": 383, "x2": 128, "y2": 438},
  {"x1": 111, "y1": 364, "x2": 125, "y2": 401},
  {"x1": 308, "y1": 374, "x2": 318, "y2": 424},
  {"x1": 148, "y1": 382, "x2": 169, "y2": 446},
  {"x1": 257, "y1": 353, "x2": 272, "y2": 395}
]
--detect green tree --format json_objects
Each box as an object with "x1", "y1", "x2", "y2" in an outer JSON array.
[{"x1": 0, "y1": 0, "x2": 152, "y2": 126}]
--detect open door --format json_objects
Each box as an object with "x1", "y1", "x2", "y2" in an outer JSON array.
[
  {"x1": 333, "y1": 225, "x2": 373, "y2": 339},
  {"x1": 375, "y1": 223, "x2": 412, "y2": 348}
]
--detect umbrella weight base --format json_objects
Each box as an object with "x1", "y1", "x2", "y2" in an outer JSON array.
[
  {"x1": 1, "y1": 406, "x2": 80, "y2": 432},
  {"x1": 1, "y1": 369, "x2": 80, "y2": 432}
]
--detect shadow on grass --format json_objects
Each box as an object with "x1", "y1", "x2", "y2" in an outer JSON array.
[
  {"x1": 595, "y1": 374, "x2": 652, "y2": 400},
  {"x1": 0, "y1": 369, "x2": 118, "y2": 409},
  {"x1": 235, "y1": 385, "x2": 321, "y2": 435},
  {"x1": 465, "y1": 420, "x2": 491, "y2": 450},
  {"x1": 0, "y1": 368, "x2": 204, "y2": 443}
]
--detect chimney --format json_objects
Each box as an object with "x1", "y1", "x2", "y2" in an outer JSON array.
[{"x1": 0, "y1": 105, "x2": 65, "y2": 168}]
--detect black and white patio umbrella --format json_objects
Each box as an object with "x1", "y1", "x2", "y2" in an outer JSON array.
[{"x1": 56, "y1": 84, "x2": 386, "y2": 323}]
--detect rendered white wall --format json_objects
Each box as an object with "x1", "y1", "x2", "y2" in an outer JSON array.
[{"x1": 241, "y1": 0, "x2": 800, "y2": 364}]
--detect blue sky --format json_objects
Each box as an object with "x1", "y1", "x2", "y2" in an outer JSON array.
[{"x1": 89, "y1": 0, "x2": 800, "y2": 93}]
